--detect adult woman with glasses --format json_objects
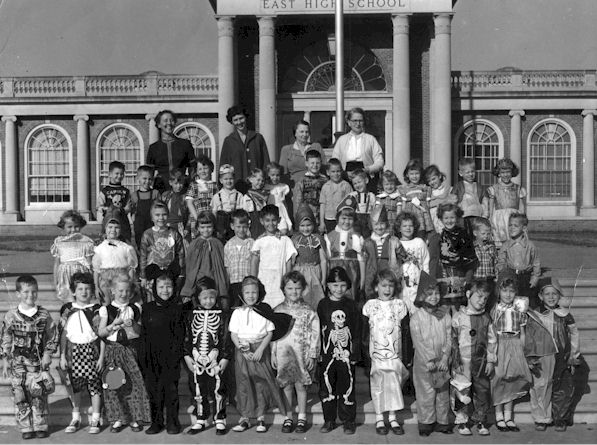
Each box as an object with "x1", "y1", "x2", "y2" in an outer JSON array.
[
  {"x1": 332, "y1": 107, "x2": 385, "y2": 189},
  {"x1": 279, "y1": 119, "x2": 326, "y2": 187}
]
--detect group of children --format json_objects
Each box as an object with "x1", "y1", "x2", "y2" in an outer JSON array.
[{"x1": 0, "y1": 152, "x2": 585, "y2": 439}]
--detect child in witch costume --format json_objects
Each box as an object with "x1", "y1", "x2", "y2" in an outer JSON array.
[
  {"x1": 525, "y1": 276, "x2": 582, "y2": 432},
  {"x1": 228, "y1": 276, "x2": 292, "y2": 433},
  {"x1": 410, "y1": 271, "x2": 453, "y2": 436},
  {"x1": 184, "y1": 278, "x2": 233, "y2": 435},
  {"x1": 450, "y1": 279, "x2": 496, "y2": 436},
  {"x1": 141, "y1": 273, "x2": 186, "y2": 435},
  {"x1": 363, "y1": 204, "x2": 405, "y2": 300},
  {"x1": 181, "y1": 211, "x2": 229, "y2": 306},
  {"x1": 317, "y1": 267, "x2": 361, "y2": 435},
  {"x1": 292, "y1": 204, "x2": 327, "y2": 310}
]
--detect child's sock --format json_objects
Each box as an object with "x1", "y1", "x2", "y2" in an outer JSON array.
[
  {"x1": 375, "y1": 414, "x2": 384, "y2": 423},
  {"x1": 72, "y1": 409, "x2": 81, "y2": 421},
  {"x1": 91, "y1": 413, "x2": 101, "y2": 422},
  {"x1": 504, "y1": 410, "x2": 513, "y2": 421},
  {"x1": 388, "y1": 412, "x2": 397, "y2": 423},
  {"x1": 495, "y1": 410, "x2": 504, "y2": 422},
  {"x1": 298, "y1": 413, "x2": 307, "y2": 421}
]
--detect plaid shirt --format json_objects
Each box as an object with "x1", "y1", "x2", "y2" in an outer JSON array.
[
  {"x1": 474, "y1": 240, "x2": 497, "y2": 279},
  {"x1": 186, "y1": 179, "x2": 218, "y2": 213},
  {"x1": 224, "y1": 236, "x2": 254, "y2": 284}
]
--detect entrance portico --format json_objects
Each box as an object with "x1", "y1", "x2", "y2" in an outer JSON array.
[{"x1": 213, "y1": 0, "x2": 454, "y2": 178}]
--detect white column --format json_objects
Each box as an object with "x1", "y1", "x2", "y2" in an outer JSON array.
[
  {"x1": 74, "y1": 115, "x2": 90, "y2": 218},
  {"x1": 146, "y1": 113, "x2": 159, "y2": 145},
  {"x1": 431, "y1": 14, "x2": 453, "y2": 183},
  {"x1": 217, "y1": 16, "x2": 235, "y2": 168},
  {"x1": 258, "y1": 16, "x2": 277, "y2": 161},
  {"x1": 1, "y1": 115, "x2": 19, "y2": 221},
  {"x1": 509, "y1": 110, "x2": 525, "y2": 180},
  {"x1": 392, "y1": 14, "x2": 411, "y2": 176},
  {"x1": 582, "y1": 109, "x2": 596, "y2": 208}
]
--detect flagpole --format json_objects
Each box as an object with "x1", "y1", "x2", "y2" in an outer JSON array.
[{"x1": 335, "y1": 0, "x2": 344, "y2": 136}]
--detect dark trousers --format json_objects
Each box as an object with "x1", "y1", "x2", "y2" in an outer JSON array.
[
  {"x1": 324, "y1": 219, "x2": 336, "y2": 234},
  {"x1": 454, "y1": 372, "x2": 491, "y2": 424},
  {"x1": 552, "y1": 353, "x2": 576, "y2": 423},
  {"x1": 145, "y1": 367, "x2": 180, "y2": 427},
  {"x1": 191, "y1": 371, "x2": 227, "y2": 420},
  {"x1": 427, "y1": 231, "x2": 441, "y2": 278},
  {"x1": 319, "y1": 360, "x2": 356, "y2": 423}
]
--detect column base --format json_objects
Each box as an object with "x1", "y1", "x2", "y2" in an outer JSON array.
[
  {"x1": 580, "y1": 206, "x2": 597, "y2": 217},
  {"x1": 0, "y1": 211, "x2": 22, "y2": 223}
]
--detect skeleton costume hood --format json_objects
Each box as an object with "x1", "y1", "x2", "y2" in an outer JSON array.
[{"x1": 239, "y1": 278, "x2": 293, "y2": 342}]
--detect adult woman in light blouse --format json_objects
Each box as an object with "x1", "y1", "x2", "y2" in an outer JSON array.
[
  {"x1": 279, "y1": 120, "x2": 326, "y2": 187},
  {"x1": 331, "y1": 107, "x2": 384, "y2": 185}
]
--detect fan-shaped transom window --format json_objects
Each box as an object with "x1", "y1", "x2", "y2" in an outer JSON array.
[
  {"x1": 528, "y1": 120, "x2": 573, "y2": 201},
  {"x1": 457, "y1": 121, "x2": 502, "y2": 190},
  {"x1": 174, "y1": 122, "x2": 216, "y2": 162},
  {"x1": 97, "y1": 124, "x2": 143, "y2": 191},
  {"x1": 26, "y1": 125, "x2": 72, "y2": 204}
]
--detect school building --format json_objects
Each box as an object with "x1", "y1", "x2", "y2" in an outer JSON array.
[{"x1": 0, "y1": 0, "x2": 596, "y2": 224}]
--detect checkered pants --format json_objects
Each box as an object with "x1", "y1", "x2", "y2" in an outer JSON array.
[{"x1": 71, "y1": 343, "x2": 102, "y2": 396}]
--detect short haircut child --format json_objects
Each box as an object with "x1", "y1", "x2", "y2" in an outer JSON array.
[
  {"x1": 57, "y1": 209, "x2": 87, "y2": 229},
  {"x1": 508, "y1": 211, "x2": 528, "y2": 226},
  {"x1": 403, "y1": 159, "x2": 425, "y2": 183},
  {"x1": 458, "y1": 157, "x2": 475, "y2": 170},
  {"x1": 371, "y1": 269, "x2": 402, "y2": 297},
  {"x1": 248, "y1": 167, "x2": 265, "y2": 181},
  {"x1": 280, "y1": 269, "x2": 307, "y2": 291},
  {"x1": 151, "y1": 200, "x2": 169, "y2": 215},
  {"x1": 196, "y1": 210, "x2": 216, "y2": 227},
  {"x1": 423, "y1": 164, "x2": 445, "y2": 185},
  {"x1": 472, "y1": 216, "x2": 492, "y2": 232},
  {"x1": 137, "y1": 164, "x2": 154, "y2": 176},
  {"x1": 230, "y1": 208, "x2": 250, "y2": 225},
  {"x1": 492, "y1": 158, "x2": 520, "y2": 178},
  {"x1": 381, "y1": 170, "x2": 400, "y2": 186},
  {"x1": 260, "y1": 204, "x2": 279, "y2": 220},
  {"x1": 327, "y1": 158, "x2": 343, "y2": 170},
  {"x1": 326, "y1": 265, "x2": 352, "y2": 289},
  {"x1": 350, "y1": 168, "x2": 368, "y2": 182},
  {"x1": 394, "y1": 211, "x2": 420, "y2": 238},
  {"x1": 265, "y1": 162, "x2": 282, "y2": 175},
  {"x1": 437, "y1": 202, "x2": 463, "y2": 220},
  {"x1": 196, "y1": 155, "x2": 214, "y2": 173},
  {"x1": 70, "y1": 271, "x2": 95, "y2": 293},
  {"x1": 169, "y1": 168, "x2": 187, "y2": 185},
  {"x1": 16, "y1": 274, "x2": 38, "y2": 292},
  {"x1": 305, "y1": 149, "x2": 322, "y2": 161},
  {"x1": 109, "y1": 160, "x2": 126, "y2": 173}
]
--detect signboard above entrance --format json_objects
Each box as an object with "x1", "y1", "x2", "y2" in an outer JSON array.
[{"x1": 216, "y1": 0, "x2": 453, "y2": 15}]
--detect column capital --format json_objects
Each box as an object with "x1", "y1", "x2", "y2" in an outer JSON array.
[
  {"x1": 145, "y1": 113, "x2": 157, "y2": 121},
  {"x1": 1, "y1": 115, "x2": 17, "y2": 123},
  {"x1": 582, "y1": 109, "x2": 597, "y2": 117},
  {"x1": 216, "y1": 16, "x2": 234, "y2": 37},
  {"x1": 73, "y1": 114, "x2": 89, "y2": 122},
  {"x1": 433, "y1": 13, "x2": 453, "y2": 35},
  {"x1": 509, "y1": 110, "x2": 525, "y2": 118},
  {"x1": 257, "y1": 16, "x2": 275, "y2": 37},
  {"x1": 392, "y1": 14, "x2": 410, "y2": 35}
]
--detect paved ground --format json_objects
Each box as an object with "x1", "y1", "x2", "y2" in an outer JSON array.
[{"x1": 0, "y1": 422, "x2": 595, "y2": 444}]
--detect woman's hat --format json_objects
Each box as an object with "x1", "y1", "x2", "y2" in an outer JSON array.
[
  {"x1": 336, "y1": 194, "x2": 358, "y2": 214},
  {"x1": 219, "y1": 164, "x2": 235, "y2": 176}
]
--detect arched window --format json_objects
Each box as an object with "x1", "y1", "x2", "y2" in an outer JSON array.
[
  {"x1": 97, "y1": 124, "x2": 144, "y2": 192},
  {"x1": 528, "y1": 120, "x2": 574, "y2": 201},
  {"x1": 174, "y1": 122, "x2": 216, "y2": 162},
  {"x1": 25, "y1": 125, "x2": 72, "y2": 205},
  {"x1": 455, "y1": 120, "x2": 503, "y2": 189}
]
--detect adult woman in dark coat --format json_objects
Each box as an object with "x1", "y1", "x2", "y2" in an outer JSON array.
[
  {"x1": 218, "y1": 105, "x2": 270, "y2": 194},
  {"x1": 146, "y1": 110, "x2": 196, "y2": 192}
]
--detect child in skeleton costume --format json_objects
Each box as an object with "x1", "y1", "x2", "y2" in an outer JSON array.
[
  {"x1": 272, "y1": 271, "x2": 321, "y2": 434},
  {"x1": 525, "y1": 276, "x2": 582, "y2": 432},
  {"x1": 450, "y1": 279, "x2": 496, "y2": 436},
  {"x1": 409, "y1": 271, "x2": 452, "y2": 436},
  {"x1": 59, "y1": 273, "x2": 105, "y2": 435},
  {"x1": 292, "y1": 204, "x2": 327, "y2": 310},
  {"x1": 362, "y1": 269, "x2": 409, "y2": 436},
  {"x1": 324, "y1": 195, "x2": 366, "y2": 302},
  {"x1": 317, "y1": 267, "x2": 361, "y2": 435},
  {"x1": 141, "y1": 273, "x2": 186, "y2": 435},
  {"x1": 1, "y1": 275, "x2": 58, "y2": 440},
  {"x1": 490, "y1": 270, "x2": 532, "y2": 432},
  {"x1": 363, "y1": 204, "x2": 405, "y2": 300},
  {"x1": 183, "y1": 279, "x2": 232, "y2": 435},
  {"x1": 228, "y1": 276, "x2": 292, "y2": 433}
]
